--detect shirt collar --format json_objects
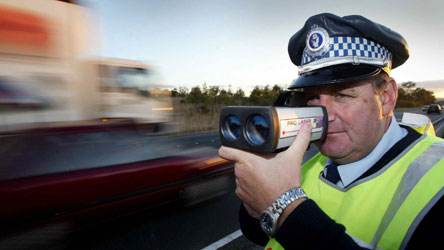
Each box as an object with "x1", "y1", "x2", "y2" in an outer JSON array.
[{"x1": 325, "y1": 116, "x2": 407, "y2": 187}]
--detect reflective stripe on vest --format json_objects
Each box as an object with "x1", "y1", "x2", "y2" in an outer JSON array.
[
  {"x1": 372, "y1": 142, "x2": 444, "y2": 246},
  {"x1": 376, "y1": 141, "x2": 444, "y2": 249},
  {"x1": 296, "y1": 135, "x2": 444, "y2": 250}
]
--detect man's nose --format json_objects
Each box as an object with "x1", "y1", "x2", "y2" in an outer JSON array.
[{"x1": 318, "y1": 95, "x2": 335, "y2": 122}]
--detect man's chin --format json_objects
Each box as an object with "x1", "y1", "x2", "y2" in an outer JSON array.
[{"x1": 315, "y1": 140, "x2": 350, "y2": 159}]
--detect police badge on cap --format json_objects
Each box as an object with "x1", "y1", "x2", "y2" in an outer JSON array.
[
  {"x1": 288, "y1": 13, "x2": 409, "y2": 88},
  {"x1": 304, "y1": 25, "x2": 330, "y2": 61}
]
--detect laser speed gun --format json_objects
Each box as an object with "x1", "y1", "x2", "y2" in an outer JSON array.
[{"x1": 219, "y1": 91, "x2": 328, "y2": 153}]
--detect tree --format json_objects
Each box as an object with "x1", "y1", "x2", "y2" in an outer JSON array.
[
  {"x1": 233, "y1": 88, "x2": 246, "y2": 105},
  {"x1": 171, "y1": 88, "x2": 179, "y2": 97},
  {"x1": 249, "y1": 86, "x2": 264, "y2": 105},
  {"x1": 401, "y1": 81, "x2": 416, "y2": 94},
  {"x1": 396, "y1": 82, "x2": 436, "y2": 108},
  {"x1": 218, "y1": 89, "x2": 234, "y2": 105},
  {"x1": 171, "y1": 87, "x2": 188, "y2": 97},
  {"x1": 412, "y1": 88, "x2": 436, "y2": 105},
  {"x1": 186, "y1": 86, "x2": 206, "y2": 107},
  {"x1": 208, "y1": 85, "x2": 220, "y2": 120}
]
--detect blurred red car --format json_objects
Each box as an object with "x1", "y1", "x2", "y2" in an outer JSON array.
[{"x1": 0, "y1": 121, "x2": 233, "y2": 242}]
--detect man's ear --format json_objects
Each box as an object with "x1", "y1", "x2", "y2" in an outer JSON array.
[{"x1": 381, "y1": 77, "x2": 397, "y2": 117}]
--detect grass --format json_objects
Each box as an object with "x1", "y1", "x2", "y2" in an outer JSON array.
[
  {"x1": 394, "y1": 107, "x2": 421, "y2": 112},
  {"x1": 172, "y1": 98, "x2": 221, "y2": 134}
]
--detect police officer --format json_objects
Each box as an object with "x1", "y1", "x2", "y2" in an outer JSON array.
[{"x1": 219, "y1": 13, "x2": 444, "y2": 250}]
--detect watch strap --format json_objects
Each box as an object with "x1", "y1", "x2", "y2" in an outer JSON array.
[
  {"x1": 271, "y1": 187, "x2": 307, "y2": 215},
  {"x1": 260, "y1": 187, "x2": 307, "y2": 237}
]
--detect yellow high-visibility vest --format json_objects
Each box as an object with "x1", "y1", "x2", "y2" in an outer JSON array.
[{"x1": 265, "y1": 134, "x2": 444, "y2": 250}]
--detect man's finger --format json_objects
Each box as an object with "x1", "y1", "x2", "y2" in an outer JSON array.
[
  {"x1": 218, "y1": 145, "x2": 251, "y2": 162},
  {"x1": 286, "y1": 122, "x2": 313, "y2": 155}
]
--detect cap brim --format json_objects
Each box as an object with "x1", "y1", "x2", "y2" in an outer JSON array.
[{"x1": 288, "y1": 64, "x2": 381, "y2": 89}]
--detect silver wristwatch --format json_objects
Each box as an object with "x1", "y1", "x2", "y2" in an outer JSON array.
[{"x1": 260, "y1": 187, "x2": 307, "y2": 237}]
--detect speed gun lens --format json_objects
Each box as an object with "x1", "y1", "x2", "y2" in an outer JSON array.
[
  {"x1": 246, "y1": 115, "x2": 269, "y2": 145},
  {"x1": 221, "y1": 115, "x2": 241, "y2": 141}
]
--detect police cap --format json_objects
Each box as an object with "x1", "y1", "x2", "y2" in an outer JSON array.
[{"x1": 288, "y1": 13, "x2": 409, "y2": 88}]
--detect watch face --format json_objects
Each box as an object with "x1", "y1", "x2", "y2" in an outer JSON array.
[
  {"x1": 261, "y1": 213, "x2": 272, "y2": 232},
  {"x1": 260, "y1": 210, "x2": 276, "y2": 236}
]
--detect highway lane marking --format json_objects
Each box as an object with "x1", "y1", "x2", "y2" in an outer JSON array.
[
  {"x1": 433, "y1": 115, "x2": 444, "y2": 124},
  {"x1": 431, "y1": 115, "x2": 444, "y2": 136},
  {"x1": 201, "y1": 229, "x2": 242, "y2": 250},
  {"x1": 435, "y1": 120, "x2": 444, "y2": 135}
]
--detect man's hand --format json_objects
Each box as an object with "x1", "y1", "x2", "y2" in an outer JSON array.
[{"x1": 218, "y1": 123, "x2": 312, "y2": 219}]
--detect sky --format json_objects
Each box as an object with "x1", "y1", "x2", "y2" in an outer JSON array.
[{"x1": 87, "y1": 0, "x2": 444, "y2": 97}]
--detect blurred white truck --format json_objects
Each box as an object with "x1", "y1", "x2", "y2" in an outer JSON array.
[{"x1": 0, "y1": 0, "x2": 174, "y2": 133}]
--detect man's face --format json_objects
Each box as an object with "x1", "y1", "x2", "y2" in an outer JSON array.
[{"x1": 304, "y1": 80, "x2": 386, "y2": 164}]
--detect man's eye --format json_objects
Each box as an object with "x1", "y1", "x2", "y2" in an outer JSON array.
[
  {"x1": 336, "y1": 93, "x2": 351, "y2": 99},
  {"x1": 306, "y1": 95, "x2": 319, "y2": 104}
]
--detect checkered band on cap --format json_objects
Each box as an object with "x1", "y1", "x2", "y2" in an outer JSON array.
[{"x1": 300, "y1": 36, "x2": 392, "y2": 74}]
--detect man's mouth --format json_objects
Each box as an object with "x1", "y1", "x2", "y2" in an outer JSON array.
[{"x1": 327, "y1": 131, "x2": 343, "y2": 134}]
